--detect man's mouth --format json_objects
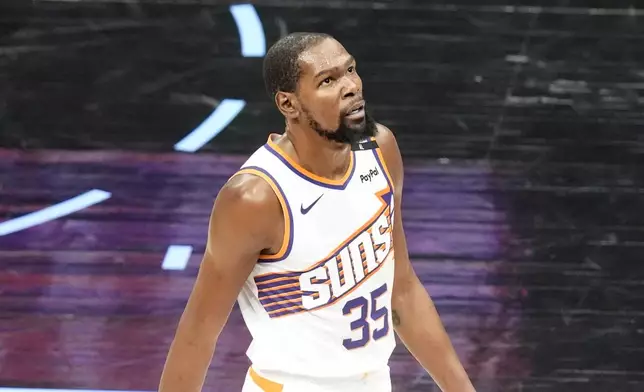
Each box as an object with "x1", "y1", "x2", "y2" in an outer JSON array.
[{"x1": 345, "y1": 102, "x2": 365, "y2": 120}]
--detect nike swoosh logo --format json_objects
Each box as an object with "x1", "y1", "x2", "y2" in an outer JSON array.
[{"x1": 300, "y1": 194, "x2": 324, "y2": 215}]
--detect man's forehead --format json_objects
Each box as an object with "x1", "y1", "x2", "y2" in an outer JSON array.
[{"x1": 298, "y1": 39, "x2": 351, "y2": 76}]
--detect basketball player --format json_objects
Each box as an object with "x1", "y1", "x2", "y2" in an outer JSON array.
[{"x1": 159, "y1": 33, "x2": 475, "y2": 392}]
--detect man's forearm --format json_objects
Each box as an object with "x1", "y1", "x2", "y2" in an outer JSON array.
[
  {"x1": 158, "y1": 302, "x2": 220, "y2": 392},
  {"x1": 392, "y1": 277, "x2": 475, "y2": 392},
  {"x1": 159, "y1": 326, "x2": 214, "y2": 392}
]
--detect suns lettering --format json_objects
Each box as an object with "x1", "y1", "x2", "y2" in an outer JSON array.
[
  {"x1": 327, "y1": 248, "x2": 356, "y2": 297},
  {"x1": 300, "y1": 266, "x2": 331, "y2": 309},
  {"x1": 349, "y1": 231, "x2": 378, "y2": 275},
  {"x1": 299, "y1": 211, "x2": 393, "y2": 310},
  {"x1": 371, "y1": 211, "x2": 392, "y2": 262}
]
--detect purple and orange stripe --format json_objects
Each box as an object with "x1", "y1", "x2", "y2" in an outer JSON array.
[{"x1": 254, "y1": 206, "x2": 394, "y2": 318}]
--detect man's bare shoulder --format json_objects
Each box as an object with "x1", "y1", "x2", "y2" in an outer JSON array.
[
  {"x1": 374, "y1": 122, "x2": 396, "y2": 146},
  {"x1": 216, "y1": 172, "x2": 281, "y2": 219},
  {"x1": 204, "y1": 171, "x2": 284, "y2": 259}
]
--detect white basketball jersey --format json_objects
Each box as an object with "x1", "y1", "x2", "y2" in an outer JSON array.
[{"x1": 234, "y1": 133, "x2": 397, "y2": 378}]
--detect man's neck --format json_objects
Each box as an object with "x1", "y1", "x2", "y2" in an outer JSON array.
[{"x1": 276, "y1": 125, "x2": 352, "y2": 181}]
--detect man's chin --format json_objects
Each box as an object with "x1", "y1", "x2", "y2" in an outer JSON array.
[
  {"x1": 347, "y1": 122, "x2": 366, "y2": 131},
  {"x1": 349, "y1": 120, "x2": 377, "y2": 138},
  {"x1": 341, "y1": 119, "x2": 367, "y2": 133},
  {"x1": 311, "y1": 111, "x2": 376, "y2": 145}
]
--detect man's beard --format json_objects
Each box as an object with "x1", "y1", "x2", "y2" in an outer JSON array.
[{"x1": 304, "y1": 106, "x2": 378, "y2": 145}]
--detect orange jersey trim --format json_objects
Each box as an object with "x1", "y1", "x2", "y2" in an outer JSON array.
[
  {"x1": 265, "y1": 133, "x2": 356, "y2": 189},
  {"x1": 372, "y1": 141, "x2": 395, "y2": 193},
  {"x1": 249, "y1": 367, "x2": 284, "y2": 392}
]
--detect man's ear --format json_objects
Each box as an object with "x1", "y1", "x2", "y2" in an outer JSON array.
[{"x1": 275, "y1": 91, "x2": 300, "y2": 119}]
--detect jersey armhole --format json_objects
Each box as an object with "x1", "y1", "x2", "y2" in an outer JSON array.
[
  {"x1": 232, "y1": 166, "x2": 293, "y2": 263},
  {"x1": 372, "y1": 147, "x2": 395, "y2": 193}
]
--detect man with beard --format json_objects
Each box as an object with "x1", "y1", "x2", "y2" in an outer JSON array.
[{"x1": 159, "y1": 33, "x2": 475, "y2": 392}]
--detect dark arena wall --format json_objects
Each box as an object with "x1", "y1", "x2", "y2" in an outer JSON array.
[{"x1": 1, "y1": 1, "x2": 643, "y2": 391}]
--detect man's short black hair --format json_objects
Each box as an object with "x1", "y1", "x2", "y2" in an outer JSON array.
[{"x1": 262, "y1": 32, "x2": 333, "y2": 100}]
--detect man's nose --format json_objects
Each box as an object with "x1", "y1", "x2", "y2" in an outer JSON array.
[{"x1": 342, "y1": 76, "x2": 359, "y2": 98}]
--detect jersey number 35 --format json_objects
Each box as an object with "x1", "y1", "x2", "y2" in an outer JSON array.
[{"x1": 342, "y1": 283, "x2": 389, "y2": 350}]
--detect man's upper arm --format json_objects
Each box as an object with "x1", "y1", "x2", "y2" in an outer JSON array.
[
  {"x1": 205, "y1": 173, "x2": 279, "y2": 272},
  {"x1": 180, "y1": 173, "x2": 282, "y2": 340}
]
